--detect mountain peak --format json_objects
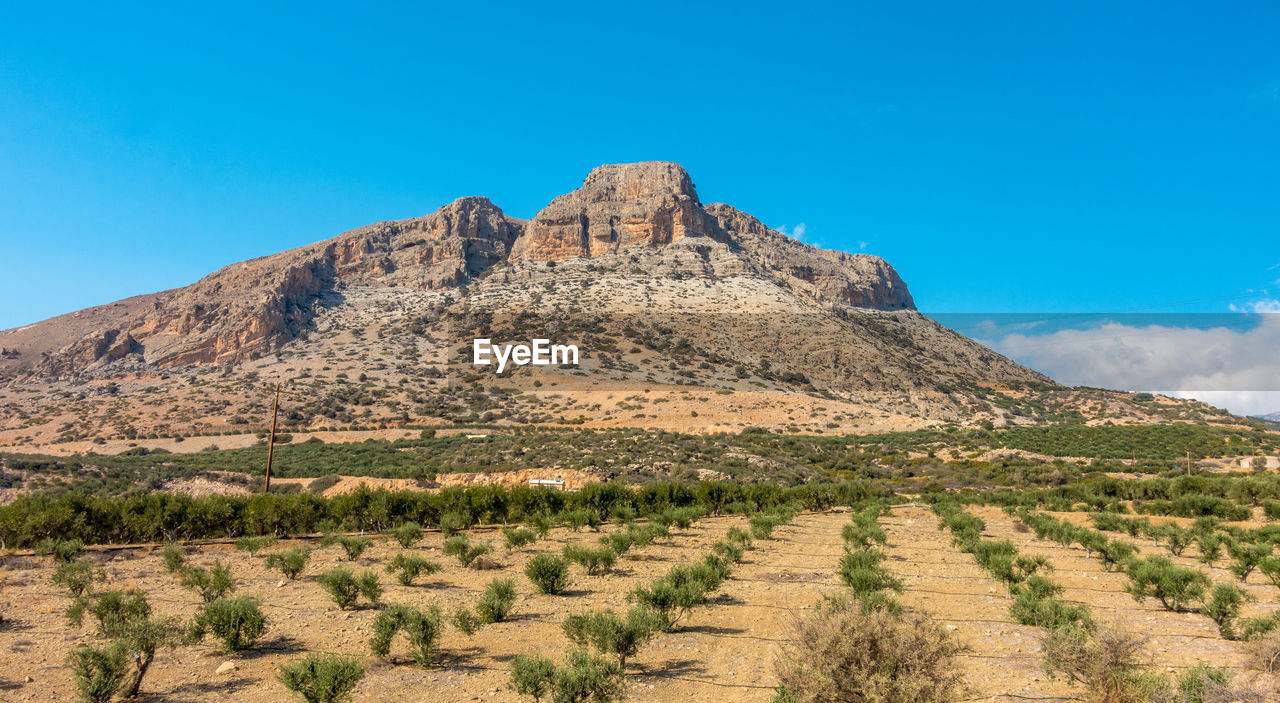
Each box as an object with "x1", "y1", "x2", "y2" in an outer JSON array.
[
  {"x1": 513, "y1": 161, "x2": 709, "y2": 261},
  {"x1": 580, "y1": 161, "x2": 699, "y2": 203}
]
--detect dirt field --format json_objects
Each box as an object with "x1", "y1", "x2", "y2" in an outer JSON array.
[
  {"x1": 0, "y1": 512, "x2": 848, "y2": 703},
  {"x1": 0, "y1": 506, "x2": 1265, "y2": 703}
]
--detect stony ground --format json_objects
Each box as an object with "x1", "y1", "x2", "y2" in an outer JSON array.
[
  {"x1": 0, "y1": 513, "x2": 845, "y2": 703},
  {"x1": 0, "y1": 506, "x2": 1265, "y2": 703}
]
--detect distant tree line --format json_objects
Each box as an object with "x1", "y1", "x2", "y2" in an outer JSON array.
[{"x1": 0, "y1": 480, "x2": 886, "y2": 549}]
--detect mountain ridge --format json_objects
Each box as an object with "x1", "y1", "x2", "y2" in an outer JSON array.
[
  {"x1": 0, "y1": 162, "x2": 912, "y2": 376},
  {"x1": 0, "y1": 161, "x2": 1239, "y2": 448}
]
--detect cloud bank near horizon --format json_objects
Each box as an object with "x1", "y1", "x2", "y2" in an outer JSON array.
[{"x1": 969, "y1": 306, "x2": 1280, "y2": 417}]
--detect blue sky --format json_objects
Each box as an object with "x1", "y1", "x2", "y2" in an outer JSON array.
[{"x1": 1, "y1": 3, "x2": 1278, "y2": 409}]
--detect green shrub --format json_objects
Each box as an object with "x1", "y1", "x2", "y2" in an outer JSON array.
[
  {"x1": 938, "y1": 510, "x2": 985, "y2": 550},
  {"x1": 439, "y1": 511, "x2": 468, "y2": 537},
  {"x1": 234, "y1": 536, "x2": 277, "y2": 555},
  {"x1": 392, "y1": 522, "x2": 423, "y2": 548},
  {"x1": 601, "y1": 531, "x2": 633, "y2": 555},
  {"x1": 53, "y1": 559, "x2": 100, "y2": 598},
  {"x1": 265, "y1": 547, "x2": 311, "y2": 580},
  {"x1": 356, "y1": 570, "x2": 382, "y2": 604},
  {"x1": 161, "y1": 544, "x2": 186, "y2": 573},
  {"x1": 1196, "y1": 533, "x2": 1224, "y2": 564},
  {"x1": 749, "y1": 514, "x2": 780, "y2": 540},
  {"x1": 180, "y1": 561, "x2": 236, "y2": 603},
  {"x1": 1201, "y1": 583, "x2": 1252, "y2": 640},
  {"x1": 561, "y1": 508, "x2": 598, "y2": 532},
  {"x1": 443, "y1": 534, "x2": 494, "y2": 568},
  {"x1": 509, "y1": 652, "x2": 556, "y2": 702},
  {"x1": 710, "y1": 539, "x2": 746, "y2": 564},
  {"x1": 35, "y1": 537, "x2": 83, "y2": 562},
  {"x1": 1125, "y1": 556, "x2": 1209, "y2": 612},
  {"x1": 773, "y1": 607, "x2": 967, "y2": 703},
  {"x1": 726, "y1": 527, "x2": 753, "y2": 549},
  {"x1": 562, "y1": 606, "x2": 662, "y2": 668},
  {"x1": 970, "y1": 540, "x2": 1050, "y2": 587},
  {"x1": 1009, "y1": 577, "x2": 1093, "y2": 631},
  {"x1": 550, "y1": 649, "x2": 625, "y2": 703},
  {"x1": 607, "y1": 523, "x2": 668, "y2": 556},
  {"x1": 648, "y1": 511, "x2": 674, "y2": 528},
  {"x1": 476, "y1": 578, "x2": 516, "y2": 624},
  {"x1": 563, "y1": 545, "x2": 616, "y2": 576},
  {"x1": 1239, "y1": 612, "x2": 1280, "y2": 640},
  {"x1": 452, "y1": 607, "x2": 480, "y2": 636},
  {"x1": 503, "y1": 526, "x2": 538, "y2": 550},
  {"x1": 1162, "y1": 526, "x2": 1193, "y2": 556},
  {"x1": 318, "y1": 568, "x2": 381, "y2": 610},
  {"x1": 189, "y1": 597, "x2": 267, "y2": 652},
  {"x1": 841, "y1": 518, "x2": 887, "y2": 551},
  {"x1": 509, "y1": 650, "x2": 624, "y2": 703},
  {"x1": 65, "y1": 590, "x2": 180, "y2": 699},
  {"x1": 385, "y1": 553, "x2": 441, "y2": 586},
  {"x1": 1091, "y1": 513, "x2": 1127, "y2": 532},
  {"x1": 628, "y1": 578, "x2": 706, "y2": 631},
  {"x1": 67, "y1": 642, "x2": 128, "y2": 703},
  {"x1": 1259, "y1": 556, "x2": 1280, "y2": 588},
  {"x1": 837, "y1": 549, "x2": 904, "y2": 599},
  {"x1": 51, "y1": 538, "x2": 84, "y2": 564},
  {"x1": 1228, "y1": 541, "x2": 1272, "y2": 581},
  {"x1": 525, "y1": 554, "x2": 571, "y2": 595},
  {"x1": 278, "y1": 653, "x2": 365, "y2": 703},
  {"x1": 658, "y1": 507, "x2": 702, "y2": 530},
  {"x1": 324, "y1": 535, "x2": 372, "y2": 561},
  {"x1": 369, "y1": 604, "x2": 442, "y2": 667},
  {"x1": 1098, "y1": 539, "x2": 1136, "y2": 572},
  {"x1": 526, "y1": 513, "x2": 553, "y2": 539}
]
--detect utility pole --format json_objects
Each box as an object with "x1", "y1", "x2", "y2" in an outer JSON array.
[
  {"x1": 1187, "y1": 449, "x2": 1192, "y2": 477},
  {"x1": 264, "y1": 382, "x2": 280, "y2": 494}
]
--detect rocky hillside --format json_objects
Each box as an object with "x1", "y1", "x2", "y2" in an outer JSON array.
[{"x1": 0, "y1": 161, "x2": 1233, "y2": 449}]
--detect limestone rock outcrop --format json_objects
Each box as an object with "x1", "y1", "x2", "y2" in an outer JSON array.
[{"x1": 512, "y1": 162, "x2": 716, "y2": 260}]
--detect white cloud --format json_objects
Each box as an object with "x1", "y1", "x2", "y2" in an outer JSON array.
[
  {"x1": 1164, "y1": 391, "x2": 1280, "y2": 418},
  {"x1": 1230, "y1": 299, "x2": 1280, "y2": 313},
  {"x1": 775, "y1": 223, "x2": 812, "y2": 244},
  {"x1": 984, "y1": 307, "x2": 1280, "y2": 416},
  {"x1": 858, "y1": 241, "x2": 869, "y2": 250}
]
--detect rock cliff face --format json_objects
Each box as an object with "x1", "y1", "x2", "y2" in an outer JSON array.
[
  {"x1": 512, "y1": 162, "x2": 715, "y2": 260},
  {"x1": 704, "y1": 203, "x2": 915, "y2": 310},
  {"x1": 2, "y1": 162, "x2": 919, "y2": 376},
  {"x1": 512, "y1": 161, "x2": 914, "y2": 311}
]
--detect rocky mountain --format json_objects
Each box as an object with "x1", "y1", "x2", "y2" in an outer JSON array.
[
  {"x1": 0, "y1": 162, "x2": 913, "y2": 376},
  {"x1": 1, "y1": 161, "x2": 1224, "y2": 451}
]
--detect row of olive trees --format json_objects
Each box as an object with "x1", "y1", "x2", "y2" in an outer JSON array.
[{"x1": 774, "y1": 502, "x2": 969, "y2": 703}]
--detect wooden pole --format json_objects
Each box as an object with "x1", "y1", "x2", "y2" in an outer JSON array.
[
  {"x1": 265, "y1": 382, "x2": 280, "y2": 494},
  {"x1": 1187, "y1": 449, "x2": 1192, "y2": 477}
]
